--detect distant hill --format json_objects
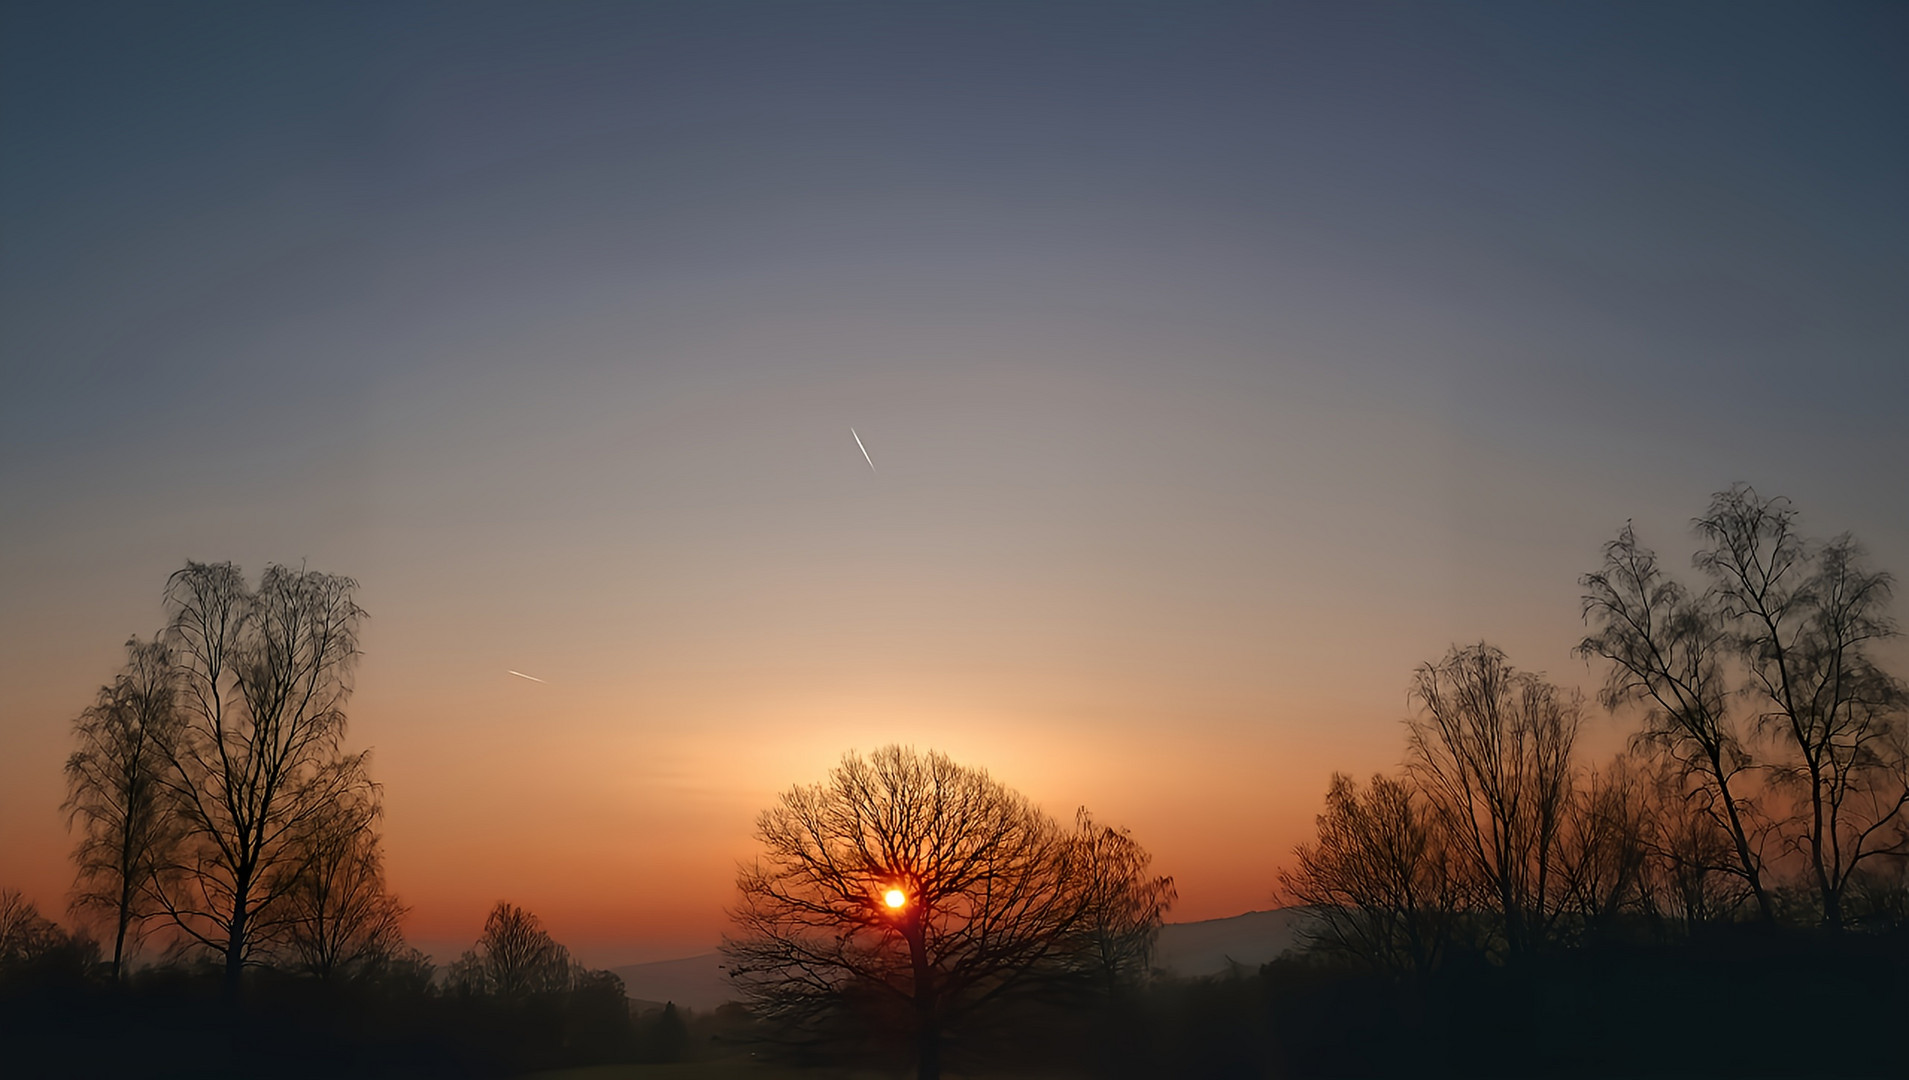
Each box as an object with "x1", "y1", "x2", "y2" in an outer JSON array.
[
  {"x1": 610, "y1": 908, "x2": 1308, "y2": 1011},
  {"x1": 1153, "y1": 908, "x2": 1306, "y2": 976},
  {"x1": 611, "y1": 951, "x2": 732, "y2": 1013}
]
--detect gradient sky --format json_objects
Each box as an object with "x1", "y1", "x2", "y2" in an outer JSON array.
[{"x1": 3, "y1": 2, "x2": 1905, "y2": 966}]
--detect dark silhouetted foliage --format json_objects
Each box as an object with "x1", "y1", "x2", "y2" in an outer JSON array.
[
  {"x1": 1280, "y1": 772, "x2": 1458, "y2": 973},
  {"x1": 151, "y1": 562, "x2": 379, "y2": 996},
  {"x1": 64, "y1": 637, "x2": 179, "y2": 981},
  {"x1": 724, "y1": 745, "x2": 1173, "y2": 1080}
]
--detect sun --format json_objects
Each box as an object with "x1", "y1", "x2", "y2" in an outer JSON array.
[{"x1": 883, "y1": 888, "x2": 907, "y2": 910}]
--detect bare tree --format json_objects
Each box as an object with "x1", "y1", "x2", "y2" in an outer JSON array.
[
  {"x1": 150, "y1": 561, "x2": 373, "y2": 996},
  {"x1": 1279, "y1": 772, "x2": 1457, "y2": 975},
  {"x1": 1638, "y1": 750, "x2": 1753, "y2": 926},
  {"x1": 1581, "y1": 489, "x2": 1909, "y2": 927},
  {"x1": 272, "y1": 784, "x2": 407, "y2": 981},
  {"x1": 63, "y1": 637, "x2": 179, "y2": 980},
  {"x1": 0, "y1": 889, "x2": 96, "y2": 985},
  {"x1": 722, "y1": 746, "x2": 1160, "y2": 1080},
  {"x1": 1579, "y1": 525, "x2": 1775, "y2": 921},
  {"x1": 1693, "y1": 485, "x2": 1909, "y2": 927},
  {"x1": 1066, "y1": 808, "x2": 1176, "y2": 989},
  {"x1": 447, "y1": 902, "x2": 575, "y2": 998},
  {"x1": 1844, "y1": 851, "x2": 1909, "y2": 929},
  {"x1": 0, "y1": 890, "x2": 62, "y2": 969},
  {"x1": 1408, "y1": 643, "x2": 1580, "y2": 955},
  {"x1": 1554, "y1": 756, "x2": 1653, "y2": 934}
]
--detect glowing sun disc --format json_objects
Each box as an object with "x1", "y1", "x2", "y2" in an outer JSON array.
[{"x1": 883, "y1": 889, "x2": 907, "y2": 909}]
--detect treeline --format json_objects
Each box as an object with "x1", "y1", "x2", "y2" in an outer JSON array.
[
  {"x1": 1120, "y1": 484, "x2": 1909, "y2": 1078},
  {"x1": 1280, "y1": 485, "x2": 1909, "y2": 971},
  {"x1": 1045, "y1": 487, "x2": 1909, "y2": 1078},
  {"x1": 58, "y1": 562, "x2": 391, "y2": 990},
  {"x1": 7, "y1": 485, "x2": 1906, "y2": 1078},
  {"x1": 1, "y1": 562, "x2": 705, "y2": 1077},
  {"x1": 1082, "y1": 926, "x2": 1909, "y2": 1078},
  {"x1": 2, "y1": 889, "x2": 717, "y2": 1077}
]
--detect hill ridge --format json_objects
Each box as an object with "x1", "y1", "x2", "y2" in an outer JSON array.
[{"x1": 609, "y1": 907, "x2": 1307, "y2": 1011}]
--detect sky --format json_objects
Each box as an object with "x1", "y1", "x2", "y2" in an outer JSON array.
[{"x1": 2, "y1": 1, "x2": 1905, "y2": 966}]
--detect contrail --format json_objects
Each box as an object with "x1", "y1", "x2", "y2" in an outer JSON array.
[
  {"x1": 851, "y1": 428, "x2": 876, "y2": 472},
  {"x1": 507, "y1": 670, "x2": 546, "y2": 683}
]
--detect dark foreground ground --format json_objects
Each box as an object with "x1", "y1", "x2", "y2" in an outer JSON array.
[{"x1": 5, "y1": 927, "x2": 1906, "y2": 1079}]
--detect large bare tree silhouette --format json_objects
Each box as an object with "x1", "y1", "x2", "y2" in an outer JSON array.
[
  {"x1": 723, "y1": 745, "x2": 1170, "y2": 1080},
  {"x1": 151, "y1": 562, "x2": 375, "y2": 996}
]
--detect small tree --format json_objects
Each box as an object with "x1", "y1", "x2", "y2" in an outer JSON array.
[
  {"x1": 0, "y1": 890, "x2": 97, "y2": 989},
  {"x1": 448, "y1": 902, "x2": 575, "y2": 998},
  {"x1": 1067, "y1": 809, "x2": 1177, "y2": 989},
  {"x1": 0, "y1": 890, "x2": 64, "y2": 971},
  {"x1": 723, "y1": 746, "x2": 1167, "y2": 1080},
  {"x1": 63, "y1": 637, "x2": 179, "y2": 980},
  {"x1": 273, "y1": 784, "x2": 407, "y2": 981},
  {"x1": 642, "y1": 1001, "x2": 689, "y2": 1062},
  {"x1": 1554, "y1": 756, "x2": 1654, "y2": 934},
  {"x1": 1408, "y1": 643, "x2": 1580, "y2": 955},
  {"x1": 1279, "y1": 772, "x2": 1456, "y2": 975}
]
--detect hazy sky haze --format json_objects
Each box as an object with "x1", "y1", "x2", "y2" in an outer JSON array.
[{"x1": 3, "y1": 1, "x2": 1905, "y2": 964}]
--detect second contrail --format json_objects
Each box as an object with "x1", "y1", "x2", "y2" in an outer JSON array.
[
  {"x1": 507, "y1": 670, "x2": 547, "y2": 683},
  {"x1": 851, "y1": 428, "x2": 876, "y2": 472}
]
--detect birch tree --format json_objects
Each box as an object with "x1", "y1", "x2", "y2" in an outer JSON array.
[{"x1": 152, "y1": 561, "x2": 373, "y2": 996}]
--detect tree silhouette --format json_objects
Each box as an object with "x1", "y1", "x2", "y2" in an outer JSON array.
[
  {"x1": 0, "y1": 890, "x2": 63, "y2": 970},
  {"x1": 1279, "y1": 772, "x2": 1457, "y2": 974},
  {"x1": 448, "y1": 902, "x2": 575, "y2": 998},
  {"x1": 1408, "y1": 643, "x2": 1580, "y2": 955},
  {"x1": 63, "y1": 636, "x2": 179, "y2": 980},
  {"x1": 723, "y1": 746, "x2": 1169, "y2": 1080},
  {"x1": 645, "y1": 1001, "x2": 688, "y2": 1061},
  {"x1": 1581, "y1": 488, "x2": 1909, "y2": 927},
  {"x1": 1067, "y1": 808, "x2": 1177, "y2": 989},
  {"x1": 273, "y1": 783, "x2": 407, "y2": 980},
  {"x1": 149, "y1": 561, "x2": 374, "y2": 996},
  {"x1": 1579, "y1": 523, "x2": 1774, "y2": 921},
  {"x1": 1692, "y1": 486, "x2": 1909, "y2": 927},
  {"x1": 1554, "y1": 755, "x2": 1655, "y2": 932},
  {"x1": 0, "y1": 889, "x2": 96, "y2": 988}
]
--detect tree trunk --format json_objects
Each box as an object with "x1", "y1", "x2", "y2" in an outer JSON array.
[
  {"x1": 224, "y1": 890, "x2": 248, "y2": 999},
  {"x1": 904, "y1": 913, "x2": 940, "y2": 1080},
  {"x1": 113, "y1": 809, "x2": 139, "y2": 982},
  {"x1": 1711, "y1": 751, "x2": 1774, "y2": 922},
  {"x1": 1501, "y1": 883, "x2": 1526, "y2": 956},
  {"x1": 916, "y1": 1013, "x2": 941, "y2": 1080},
  {"x1": 1808, "y1": 759, "x2": 1839, "y2": 927},
  {"x1": 111, "y1": 907, "x2": 128, "y2": 982}
]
